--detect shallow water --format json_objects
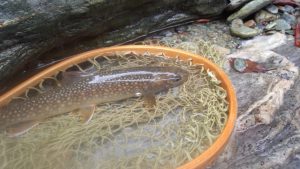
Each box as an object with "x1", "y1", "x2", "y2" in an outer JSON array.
[{"x1": 0, "y1": 52, "x2": 228, "y2": 169}]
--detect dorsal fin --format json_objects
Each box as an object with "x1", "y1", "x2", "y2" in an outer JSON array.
[{"x1": 61, "y1": 67, "x2": 98, "y2": 85}]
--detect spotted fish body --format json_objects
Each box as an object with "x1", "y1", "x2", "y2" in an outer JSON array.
[{"x1": 0, "y1": 66, "x2": 189, "y2": 136}]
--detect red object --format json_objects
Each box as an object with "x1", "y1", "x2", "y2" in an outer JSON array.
[
  {"x1": 195, "y1": 19, "x2": 210, "y2": 23},
  {"x1": 273, "y1": 0, "x2": 300, "y2": 6},
  {"x1": 229, "y1": 58, "x2": 267, "y2": 73},
  {"x1": 295, "y1": 23, "x2": 300, "y2": 47}
]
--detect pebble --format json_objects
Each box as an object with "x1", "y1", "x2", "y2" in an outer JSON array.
[
  {"x1": 256, "y1": 23, "x2": 266, "y2": 30},
  {"x1": 284, "y1": 29, "x2": 294, "y2": 35},
  {"x1": 274, "y1": 19, "x2": 291, "y2": 31},
  {"x1": 255, "y1": 10, "x2": 278, "y2": 23},
  {"x1": 265, "y1": 4, "x2": 279, "y2": 14},
  {"x1": 283, "y1": 5, "x2": 295, "y2": 14},
  {"x1": 159, "y1": 30, "x2": 173, "y2": 37},
  {"x1": 230, "y1": 19, "x2": 260, "y2": 39},
  {"x1": 232, "y1": 58, "x2": 247, "y2": 72},
  {"x1": 265, "y1": 30, "x2": 277, "y2": 35},
  {"x1": 265, "y1": 22, "x2": 277, "y2": 30},
  {"x1": 227, "y1": 0, "x2": 272, "y2": 22},
  {"x1": 281, "y1": 12, "x2": 296, "y2": 27},
  {"x1": 175, "y1": 26, "x2": 188, "y2": 33},
  {"x1": 244, "y1": 20, "x2": 257, "y2": 28}
]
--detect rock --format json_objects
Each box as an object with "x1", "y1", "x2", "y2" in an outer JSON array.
[
  {"x1": 283, "y1": 5, "x2": 296, "y2": 13},
  {"x1": 183, "y1": 0, "x2": 228, "y2": 16},
  {"x1": 175, "y1": 26, "x2": 188, "y2": 33},
  {"x1": 255, "y1": 10, "x2": 278, "y2": 23},
  {"x1": 265, "y1": 22, "x2": 277, "y2": 30},
  {"x1": 274, "y1": 19, "x2": 292, "y2": 30},
  {"x1": 230, "y1": 19, "x2": 260, "y2": 39},
  {"x1": 265, "y1": 4, "x2": 279, "y2": 14},
  {"x1": 281, "y1": 12, "x2": 296, "y2": 27},
  {"x1": 159, "y1": 30, "x2": 174, "y2": 37},
  {"x1": 211, "y1": 33, "x2": 299, "y2": 169},
  {"x1": 226, "y1": 0, "x2": 252, "y2": 11},
  {"x1": 244, "y1": 20, "x2": 256, "y2": 28},
  {"x1": 284, "y1": 29, "x2": 295, "y2": 35},
  {"x1": 256, "y1": 23, "x2": 266, "y2": 30},
  {"x1": 227, "y1": 0, "x2": 272, "y2": 22},
  {"x1": 240, "y1": 32, "x2": 287, "y2": 51},
  {"x1": 0, "y1": 0, "x2": 228, "y2": 84},
  {"x1": 265, "y1": 30, "x2": 278, "y2": 34},
  {"x1": 273, "y1": 0, "x2": 300, "y2": 7}
]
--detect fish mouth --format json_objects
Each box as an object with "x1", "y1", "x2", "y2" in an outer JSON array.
[
  {"x1": 177, "y1": 68, "x2": 189, "y2": 83},
  {"x1": 169, "y1": 67, "x2": 189, "y2": 87}
]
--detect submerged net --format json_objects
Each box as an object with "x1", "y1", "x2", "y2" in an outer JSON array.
[
  {"x1": 0, "y1": 49, "x2": 228, "y2": 169},
  {"x1": 134, "y1": 35, "x2": 225, "y2": 67}
]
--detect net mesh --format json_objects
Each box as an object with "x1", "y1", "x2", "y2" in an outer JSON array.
[{"x1": 0, "y1": 46, "x2": 228, "y2": 169}]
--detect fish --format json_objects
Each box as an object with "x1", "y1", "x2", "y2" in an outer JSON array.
[{"x1": 0, "y1": 66, "x2": 189, "y2": 137}]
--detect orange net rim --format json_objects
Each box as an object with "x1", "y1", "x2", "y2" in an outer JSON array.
[{"x1": 0, "y1": 45, "x2": 237, "y2": 169}]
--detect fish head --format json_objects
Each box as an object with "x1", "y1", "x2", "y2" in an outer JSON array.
[{"x1": 152, "y1": 67, "x2": 189, "y2": 89}]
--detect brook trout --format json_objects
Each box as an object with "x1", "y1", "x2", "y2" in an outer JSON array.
[{"x1": 0, "y1": 66, "x2": 189, "y2": 137}]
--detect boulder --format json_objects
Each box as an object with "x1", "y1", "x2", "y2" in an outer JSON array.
[{"x1": 0, "y1": 0, "x2": 228, "y2": 85}]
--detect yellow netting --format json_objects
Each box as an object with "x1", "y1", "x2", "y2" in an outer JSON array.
[
  {"x1": 0, "y1": 49, "x2": 228, "y2": 169},
  {"x1": 134, "y1": 36, "x2": 224, "y2": 67}
]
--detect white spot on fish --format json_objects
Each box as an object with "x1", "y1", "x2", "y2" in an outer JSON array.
[{"x1": 135, "y1": 92, "x2": 142, "y2": 97}]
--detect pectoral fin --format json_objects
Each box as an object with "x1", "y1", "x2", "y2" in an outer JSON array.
[
  {"x1": 143, "y1": 94, "x2": 156, "y2": 108},
  {"x1": 6, "y1": 121, "x2": 39, "y2": 137},
  {"x1": 77, "y1": 105, "x2": 96, "y2": 124}
]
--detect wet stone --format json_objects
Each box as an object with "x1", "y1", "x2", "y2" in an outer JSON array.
[
  {"x1": 281, "y1": 12, "x2": 296, "y2": 27},
  {"x1": 256, "y1": 23, "x2": 266, "y2": 30},
  {"x1": 159, "y1": 30, "x2": 174, "y2": 37},
  {"x1": 233, "y1": 58, "x2": 247, "y2": 72},
  {"x1": 227, "y1": 0, "x2": 272, "y2": 22},
  {"x1": 244, "y1": 20, "x2": 256, "y2": 28},
  {"x1": 175, "y1": 26, "x2": 187, "y2": 33},
  {"x1": 265, "y1": 4, "x2": 279, "y2": 14},
  {"x1": 284, "y1": 29, "x2": 294, "y2": 35},
  {"x1": 230, "y1": 19, "x2": 260, "y2": 39},
  {"x1": 255, "y1": 10, "x2": 278, "y2": 24},
  {"x1": 274, "y1": 19, "x2": 292, "y2": 31},
  {"x1": 265, "y1": 30, "x2": 277, "y2": 35},
  {"x1": 265, "y1": 22, "x2": 277, "y2": 30},
  {"x1": 283, "y1": 5, "x2": 295, "y2": 14}
]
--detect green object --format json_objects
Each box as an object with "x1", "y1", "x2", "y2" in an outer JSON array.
[
  {"x1": 227, "y1": 0, "x2": 272, "y2": 22},
  {"x1": 233, "y1": 58, "x2": 247, "y2": 72}
]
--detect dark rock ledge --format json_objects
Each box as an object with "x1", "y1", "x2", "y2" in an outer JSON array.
[{"x1": 0, "y1": 0, "x2": 227, "y2": 84}]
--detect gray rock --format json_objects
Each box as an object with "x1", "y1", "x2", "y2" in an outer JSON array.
[
  {"x1": 265, "y1": 4, "x2": 279, "y2": 14},
  {"x1": 211, "y1": 34, "x2": 300, "y2": 169},
  {"x1": 0, "y1": 0, "x2": 228, "y2": 85},
  {"x1": 255, "y1": 10, "x2": 278, "y2": 24},
  {"x1": 227, "y1": 0, "x2": 272, "y2": 22},
  {"x1": 230, "y1": 19, "x2": 260, "y2": 38},
  {"x1": 284, "y1": 29, "x2": 295, "y2": 35},
  {"x1": 184, "y1": 0, "x2": 228, "y2": 16},
  {"x1": 256, "y1": 23, "x2": 266, "y2": 30},
  {"x1": 281, "y1": 12, "x2": 296, "y2": 27},
  {"x1": 159, "y1": 30, "x2": 174, "y2": 37},
  {"x1": 265, "y1": 30, "x2": 277, "y2": 35},
  {"x1": 265, "y1": 22, "x2": 277, "y2": 30},
  {"x1": 283, "y1": 5, "x2": 295, "y2": 14},
  {"x1": 226, "y1": 0, "x2": 252, "y2": 11},
  {"x1": 274, "y1": 19, "x2": 292, "y2": 31}
]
